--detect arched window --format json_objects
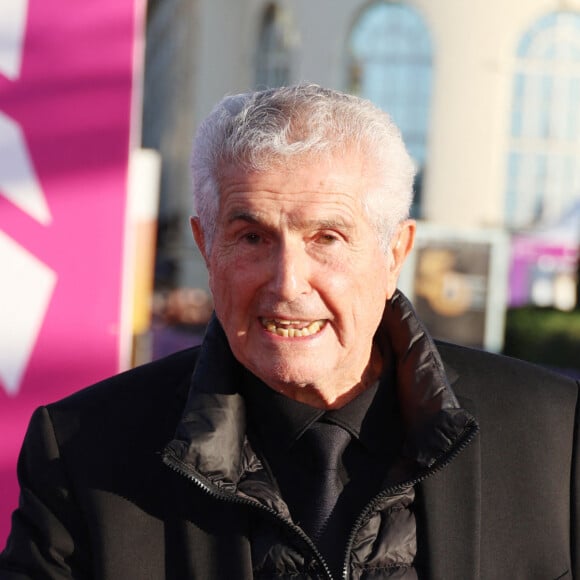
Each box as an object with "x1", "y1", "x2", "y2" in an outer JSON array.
[
  {"x1": 348, "y1": 1, "x2": 433, "y2": 216},
  {"x1": 255, "y1": 3, "x2": 292, "y2": 89},
  {"x1": 506, "y1": 12, "x2": 580, "y2": 228}
]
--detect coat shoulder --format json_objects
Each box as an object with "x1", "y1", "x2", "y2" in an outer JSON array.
[
  {"x1": 436, "y1": 340, "x2": 579, "y2": 422},
  {"x1": 53, "y1": 347, "x2": 198, "y2": 405},
  {"x1": 44, "y1": 347, "x2": 200, "y2": 448}
]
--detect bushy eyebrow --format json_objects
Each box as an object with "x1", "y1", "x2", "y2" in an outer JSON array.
[
  {"x1": 224, "y1": 210, "x2": 263, "y2": 226},
  {"x1": 300, "y1": 217, "x2": 354, "y2": 231},
  {"x1": 225, "y1": 210, "x2": 354, "y2": 233}
]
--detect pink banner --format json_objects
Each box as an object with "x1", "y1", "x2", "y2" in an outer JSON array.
[{"x1": 0, "y1": 0, "x2": 143, "y2": 547}]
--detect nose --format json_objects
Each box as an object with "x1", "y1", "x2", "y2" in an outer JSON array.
[{"x1": 267, "y1": 239, "x2": 311, "y2": 301}]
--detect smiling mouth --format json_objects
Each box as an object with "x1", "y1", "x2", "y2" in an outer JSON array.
[{"x1": 260, "y1": 318, "x2": 326, "y2": 337}]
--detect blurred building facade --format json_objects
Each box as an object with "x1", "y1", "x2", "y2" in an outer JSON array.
[{"x1": 142, "y1": 0, "x2": 580, "y2": 316}]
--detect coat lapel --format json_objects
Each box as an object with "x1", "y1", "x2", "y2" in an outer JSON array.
[{"x1": 418, "y1": 388, "x2": 482, "y2": 580}]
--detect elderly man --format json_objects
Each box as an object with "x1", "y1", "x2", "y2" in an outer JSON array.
[{"x1": 1, "y1": 84, "x2": 578, "y2": 579}]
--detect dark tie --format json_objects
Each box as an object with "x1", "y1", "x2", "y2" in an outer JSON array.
[{"x1": 297, "y1": 421, "x2": 352, "y2": 541}]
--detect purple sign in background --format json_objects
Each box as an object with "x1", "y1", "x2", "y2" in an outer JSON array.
[
  {"x1": 0, "y1": 0, "x2": 144, "y2": 547},
  {"x1": 509, "y1": 235, "x2": 579, "y2": 307}
]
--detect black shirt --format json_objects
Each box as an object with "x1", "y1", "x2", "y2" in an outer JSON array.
[{"x1": 240, "y1": 368, "x2": 404, "y2": 575}]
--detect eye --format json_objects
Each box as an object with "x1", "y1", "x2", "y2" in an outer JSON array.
[
  {"x1": 242, "y1": 232, "x2": 262, "y2": 245},
  {"x1": 316, "y1": 232, "x2": 340, "y2": 245}
]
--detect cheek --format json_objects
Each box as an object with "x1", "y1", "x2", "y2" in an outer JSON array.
[
  {"x1": 208, "y1": 264, "x2": 235, "y2": 310},
  {"x1": 209, "y1": 251, "x2": 242, "y2": 291},
  {"x1": 317, "y1": 268, "x2": 385, "y2": 325},
  {"x1": 209, "y1": 263, "x2": 260, "y2": 321},
  {"x1": 207, "y1": 268, "x2": 224, "y2": 309},
  {"x1": 355, "y1": 265, "x2": 390, "y2": 323}
]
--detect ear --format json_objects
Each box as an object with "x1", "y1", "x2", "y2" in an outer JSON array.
[
  {"x1": 386, "y1": 219, "x2": 416, "y2": 297},
  {"x1": 190, "y1": 216, "x2": 209, "y2": 265}
]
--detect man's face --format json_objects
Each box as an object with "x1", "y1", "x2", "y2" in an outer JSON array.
[{"x1": 192, "y1": 153, "x2": 414, "y2": 407}]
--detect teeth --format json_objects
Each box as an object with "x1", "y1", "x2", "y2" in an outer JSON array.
[{"x1": 261, "y1": 318, "x2": 325, "y2": 337}]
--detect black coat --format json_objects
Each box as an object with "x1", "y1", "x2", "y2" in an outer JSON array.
[{"x1": 1, "y1": 294, "x2": 578, "y2": 579}]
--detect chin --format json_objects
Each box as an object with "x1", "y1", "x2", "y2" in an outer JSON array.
[
  {"x1": 241, "y1": 349, "x2": 332, "y2": 389},
  {"x1": 261, "y1": 364, "x2": 326, "y2": 392}
]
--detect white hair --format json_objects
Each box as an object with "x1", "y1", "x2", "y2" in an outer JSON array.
[{"x1": 191, "y1": 83, "x2": 416, "y2": 253}]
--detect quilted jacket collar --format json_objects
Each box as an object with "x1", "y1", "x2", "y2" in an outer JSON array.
[{"x1": 163, "y1": 290, "x2": 478, "y2": 495}]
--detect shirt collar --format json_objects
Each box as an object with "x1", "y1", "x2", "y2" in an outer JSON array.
[
  {"x1": 240, "y1": 370, "x2": 322, "y2": 450},
  {"x1": 240, "y1": 367, "x2": 400, "y2": 455}
]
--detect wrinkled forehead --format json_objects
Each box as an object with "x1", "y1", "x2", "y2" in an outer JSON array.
[{"x1": 213, "y1": 150, "x2": 387, "y2": 234}]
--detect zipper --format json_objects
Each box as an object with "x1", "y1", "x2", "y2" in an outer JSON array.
[
  {"x1": 164, "y1": 417, "x2": 478, "y2": 580},
  {"x1": 340, "y1": 420, "x2": 480, "y2": 580},
  {"x1": 162, "y1": 448, "x2": 335, "y2": 579}
]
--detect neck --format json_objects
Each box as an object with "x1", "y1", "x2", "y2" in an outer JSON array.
[{"x1": 272, "y1": 344, "x2": 385, "y2": 410}]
